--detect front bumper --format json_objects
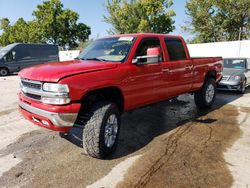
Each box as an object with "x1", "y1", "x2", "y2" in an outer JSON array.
[
  {"x1": 217, "y1": 80, "x2": 242, "y2": 91},
  {"x1": 19, "y1": 94, "x2": 81, "y2": 133}
]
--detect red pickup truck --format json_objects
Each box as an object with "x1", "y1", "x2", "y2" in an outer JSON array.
[{"x1": 19, "y1": 33, "x2": 223, "y2": 158}]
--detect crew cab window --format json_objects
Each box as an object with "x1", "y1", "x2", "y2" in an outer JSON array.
[
  {"x1": 165, "y1": 38, "x2": 187, "y2": 61},
  {"x1": 135, "y1": 38, "x2": 161, "y2": 58},
  {"x1": 134, "y1": 38, "x2": 162, "y2": 64}
]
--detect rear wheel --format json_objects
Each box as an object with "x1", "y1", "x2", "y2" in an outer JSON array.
[
  {"x1": 194, "y1": 78, "x2": 216, "y2": 109},
  {"x1": 0, "y1": 68, "x2": 9, "y2": 77},
  {"x1": 81, "y1": 102, "x2": 121, "y2": 159}
]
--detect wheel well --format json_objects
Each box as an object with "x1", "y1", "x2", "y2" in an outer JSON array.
[
  {"x1": 81, "y1": 87, "x2": 124, "y2": 113},
  {"x1": 0, "y1": 67, "x2": 9, "y2": 71},
  {"x1": 205, "y1": 71, "x2": 216, "y2": 80}
]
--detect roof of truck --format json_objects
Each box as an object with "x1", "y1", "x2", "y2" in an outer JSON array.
[{"x1": 103, "y1": 33, "x2": 183, "y2": 39}]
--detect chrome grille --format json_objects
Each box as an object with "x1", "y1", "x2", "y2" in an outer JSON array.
[
  {"x1": 21, "y1": 79, "x2": 42, "y2": 101},
  {"x1": 21, "y1": 80, "x2": 41, "y2": 90},
  {"x1": 25, "y1": 93, "x2": 42, "y2": 100}
]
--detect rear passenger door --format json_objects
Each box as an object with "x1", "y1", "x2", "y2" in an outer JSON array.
[{"x1": 162, "y1": 38, "x2": 193, "y2": 97}]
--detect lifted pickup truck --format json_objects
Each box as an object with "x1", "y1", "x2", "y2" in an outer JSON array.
[{"x1": 19, "y1": 33, "x2": 223, "y2": 158}]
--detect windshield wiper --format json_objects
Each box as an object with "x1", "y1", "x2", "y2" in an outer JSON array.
[{"x1": 82, "y1": 58, "x2": 107, "y2": 62}]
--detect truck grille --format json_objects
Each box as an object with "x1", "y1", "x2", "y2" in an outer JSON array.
[
  {"x1": 21, "y1": 79, "x2": 42, "y2": 101},
  {"x1": 21, "y1": 80, "x2": 42, "y2": 90},
  {"x1": 25, "y1": 93, "x2": 42, "y2": 100}
]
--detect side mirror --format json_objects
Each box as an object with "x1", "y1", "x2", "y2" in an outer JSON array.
[
  {"x1": 132, "y1": 47, "x2": 161, "y2": 65},
  {"x1": 147, "y1": 47, "x2": 161, "y2": 56}
]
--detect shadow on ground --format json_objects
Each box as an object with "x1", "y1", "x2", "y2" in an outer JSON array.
[{"x1": 62, "y1": 88, "x2": 247, "y2": 159}]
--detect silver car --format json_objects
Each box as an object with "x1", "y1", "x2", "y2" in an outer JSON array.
[{"x1": 218, "y1": 58, "x2": 250, "y2": 94}]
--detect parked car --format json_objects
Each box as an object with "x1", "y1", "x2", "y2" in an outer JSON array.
[
  {"x1": 218, "y1": 58, "x2": 250, "y2": 94},
  {"x1": 0, "y1": 43, "x2": 59, "y2": 76},
  {"x1": 18, "y1": 33, "x2": 223, "y2": 159}
]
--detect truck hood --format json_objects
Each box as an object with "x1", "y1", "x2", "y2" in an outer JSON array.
[
  {"x1": 19, "y1": 60, "x2": 118, "y2": 82},
  {"x1": 223, "y1": 68, "x2": 245, "y2": 77}
]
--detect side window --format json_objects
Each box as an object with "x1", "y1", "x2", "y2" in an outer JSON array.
[
  {"x1": 3, "y1": 51, "x2": 16, "y2": 62},
  {"x1": 165, "y1": 38, "x2": 187, "y2": 61},
  {"x1": 18, "y1": 50, "x2": 30, "y2": 60},
  {"x1": 134, "y1": 38, "x2": 162, "y2": 64},
  {"x1": 135, "y1": 38, "x2": 161, "y2": 57}
]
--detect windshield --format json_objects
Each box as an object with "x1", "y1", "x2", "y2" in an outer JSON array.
[
  {"x1": 0, "y1": 43, "x2": 16, "y2": 59},
  {"x1": 77, "y1": 37, "x2": 135, "y2": 62},
  {"x1": 223, "y1": 59, "x2": 246, "y2": 69}
]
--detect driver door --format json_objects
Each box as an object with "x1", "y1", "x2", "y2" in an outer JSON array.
[{"x1": 126, "y1": 37, "x2": 163, "y2": 109}]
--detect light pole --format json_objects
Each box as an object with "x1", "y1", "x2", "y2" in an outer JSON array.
[{"x1": 238, "y1": 27, "x2": 242, "y2": 57}]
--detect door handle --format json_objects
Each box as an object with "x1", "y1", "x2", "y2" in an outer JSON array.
[
  {"x1": 185, "y1": 66, "x2": 192, "y2": 70},
  {"x1": 162, "y1": 68, "x2": 170, "y2": 73}
]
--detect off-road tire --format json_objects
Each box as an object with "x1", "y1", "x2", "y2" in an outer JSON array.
[
  {"x1": 82, "y1": 102, "x2": 121, "y2": 159},
  {"x1": 194, "y1": 78, "x2": 216, "y2": 109},
  {"x1": 0, "y1": 68, "x2": 9, "y2": 77}
]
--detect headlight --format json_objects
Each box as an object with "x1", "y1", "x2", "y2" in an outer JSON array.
[
  {"x1": 41, "y1": 97, "x2": 71, "y2": 105},
  {"x1": 231, "y1": 76, "x2": 241, "y2": 81},
  {"x1": 43, "y1": 83, "x2": 69, "y2": 93}
]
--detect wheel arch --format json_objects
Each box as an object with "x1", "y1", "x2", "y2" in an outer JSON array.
[
  {"x1": 205, "y1": 70, "x2": 216, "y2": 81},
  {"x1": 80, "y1": 86, "x2": 125, "y2": 113}
]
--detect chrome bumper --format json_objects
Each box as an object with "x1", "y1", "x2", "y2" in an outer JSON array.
[{"x1": 19, "y1": 101, "x2": 78, "y2": 127}]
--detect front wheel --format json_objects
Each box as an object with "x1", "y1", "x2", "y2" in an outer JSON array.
[
  {"x1": 0, "y1": 68, "x2": 9, "y2": 77},
  {"x1": 194, "y1": 78, "x2": 216, "y2": 109},
  {"x1": 82, "y1": 102, "x2": 121, "y2": 159},
  {"x1": 239, "y1": 80, "x2": 246, "y2": 94}
]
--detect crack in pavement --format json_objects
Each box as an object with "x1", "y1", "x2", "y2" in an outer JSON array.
[{"x1": 134, "y1": 124, "x2": 194, "y2": 188}]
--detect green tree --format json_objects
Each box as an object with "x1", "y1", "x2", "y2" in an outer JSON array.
[
  {"x1": 184, "y1": 0, "x2": 250, "y2": 43},
  {"x1": 8, "y1": 18, "x2": 30, "y2": 44},
  {"x1": 0, "y1": 18, "x2": 42, "y2": 46},
  {"x1": 0, "y1": 18, "x2": 10, "y2": 31},
  {"x1": 104, "y1": 0, "x2": 175, "y2": 34},
  {"x1": 0, "y1": 18, "x2": 11, "y2": 45},
  {"x1": 32, "y1": 0, "x2": 91, "y2": 49},
  {"x1": 0, "y1": 0, "x2": 91, "y2": 49}
]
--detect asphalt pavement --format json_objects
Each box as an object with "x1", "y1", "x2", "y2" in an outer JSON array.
[{"x1": 0, "y1": 76, "x2": 250, "y2": 188}]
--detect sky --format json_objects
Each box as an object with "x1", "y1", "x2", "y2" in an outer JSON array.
[{"x1": 0, "y1": 0, "x2": 189, "y2": 40}]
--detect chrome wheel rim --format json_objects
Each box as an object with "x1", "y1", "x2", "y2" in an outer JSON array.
[
  {"x1": 206, "y1": 84, "x2": 215, "y2": 103},
  {"x1": 104, "y1": 114, "x2": 118, "y2": 148},
  {"x1": 0, "y1": 69, "x2": 7, "y2": 76}
]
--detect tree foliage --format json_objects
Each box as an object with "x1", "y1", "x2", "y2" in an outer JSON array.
[
  {"x1": 184, "y1": 0, "x2": 250, "y2": 43},
  {"x1": 0, "y1": 0, "x2": 91, "y2": 49},
  {"x1": 104, "y1": 0, "x2": 175, "y2": 34},
  {"x1": 0, "y1": 18, "x2": 10, "y2": 31}
]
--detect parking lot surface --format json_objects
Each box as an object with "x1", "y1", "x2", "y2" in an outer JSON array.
[{"x1": 0, "y1": 76, "x2": 250, "y2": 188}]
